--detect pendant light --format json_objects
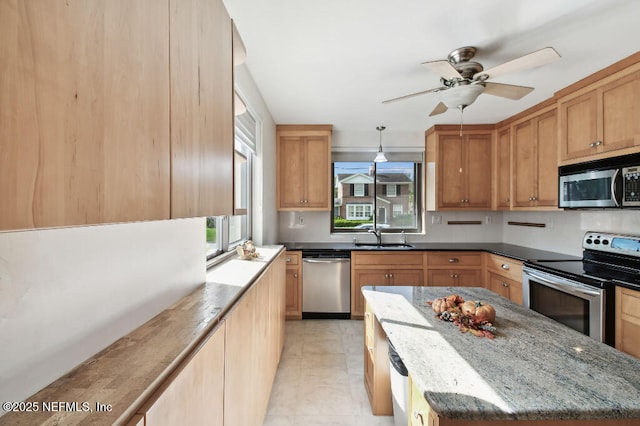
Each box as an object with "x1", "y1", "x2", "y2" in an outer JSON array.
[{"x1": 373, "y1": 125, "x2": 388, "y2": 163}]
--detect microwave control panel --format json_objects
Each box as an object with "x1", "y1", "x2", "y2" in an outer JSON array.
[{"x1": 622, "y1": 166, "x2": 640, "y2": 206}]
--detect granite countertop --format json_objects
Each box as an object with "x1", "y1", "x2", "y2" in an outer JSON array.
[
  {"x1": 0, "y1": 246, "x2": 284, "y2": 426},
  {"x1": 282, "y1": 242, "x2": 581, "y2": 262},
  {"x1": 362, "y1": 285, "x2": 640, "y2": 422}
]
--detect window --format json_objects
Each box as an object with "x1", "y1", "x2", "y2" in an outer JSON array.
[
  {"x1": 346, "y1": 204, "x2": 373, "y2": 220},
  {"x1": 206, "y1": 96, "x2": 255, "y2": 262},
  {"x1": 332, "y1": 160, "x2": 421, "y2": 232},
  {"x1": 386, "y1": 184, "x2": 397, "y2": 197}
]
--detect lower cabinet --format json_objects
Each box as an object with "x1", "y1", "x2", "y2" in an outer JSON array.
[
  {"x1": 138, "y1": 322, "x2": 226, "y2": 426},
  {"x1": 425, "y1": 252, "x2": 483, "y2": 287},
  {"x1": 364, "y1": 302, "x2": 393, "y2": 415},
  {"x1": 352, "y1": 252, "x2": 425, "y2": 318},
  {"x1": 131, "y1": 251, "x2": 286, "y2": 426},
  {"x1": 285, "y1": 250, "x2": 302, "y2": 320},
  {"x1": 409, "y1": 375, "x2": 438, "y2": 426},
  {"x1": 616, "y1": 286, "x2": 640, "y2": 359},
  {"x1": 484, "y1": 254, "x2": 523, "y2": 304}
]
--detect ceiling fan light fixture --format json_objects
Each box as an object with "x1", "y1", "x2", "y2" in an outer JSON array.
[
  {"x1": 374, "y1": 125, "x2": 388, "y2": 163},
  {"x1": 440, "y1": 84, "x2": 485, "y2": 110}
]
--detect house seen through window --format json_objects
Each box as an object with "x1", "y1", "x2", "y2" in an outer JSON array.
[{"x1": 332, "y1": 161, "x2": 421, "y2": 232}]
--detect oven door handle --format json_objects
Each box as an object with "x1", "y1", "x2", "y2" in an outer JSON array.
[{"x1": 524, "y1": 269, "x2": 603, "y2": 298}]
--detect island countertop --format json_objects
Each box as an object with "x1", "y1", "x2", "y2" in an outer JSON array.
[{"x1": 362, "y1": 286, "x2": 640, "y2": 422}]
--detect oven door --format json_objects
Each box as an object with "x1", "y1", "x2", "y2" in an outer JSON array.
[{"x1": 522, "y1": 267, "x2": 605, "y2": 343}]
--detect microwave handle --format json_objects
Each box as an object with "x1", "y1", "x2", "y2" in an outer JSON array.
[{"x1": 612, "y1": 168, "x2": 620, "y2": 207}]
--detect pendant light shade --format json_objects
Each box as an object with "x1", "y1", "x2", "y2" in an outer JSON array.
[{"x1": 374, "y1": 125, "x2": 388, "y2": 163}]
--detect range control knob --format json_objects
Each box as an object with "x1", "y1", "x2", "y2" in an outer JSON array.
[
  {"x1": 602, "y1": 239, "x2": 609, "y2": 245},
  {"x1": 594, "y1": 239, "x2": 601, "y2": 245},
  {"x1": 586, "y1": 238, "x2": 593, "y2": 244}
]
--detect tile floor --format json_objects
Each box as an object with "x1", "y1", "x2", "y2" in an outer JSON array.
[{"x1": 263, "y1": 319, "x2": 396, "y2": 426}]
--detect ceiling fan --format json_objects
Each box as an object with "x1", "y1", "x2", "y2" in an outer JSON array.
[{"x1": 383, "y1": 46, "x2": 560, "y2": 116}]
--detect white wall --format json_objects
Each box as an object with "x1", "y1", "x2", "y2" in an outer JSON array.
[
  {"x1": 0, "y1": 218, "x2": 206, "y2": 409},
  {"x1": 235, "y1": 64, "x2": 278, "y2": 246},
  {"x1": 503, "y1": 210, "x2": 640, "y2": 256}
]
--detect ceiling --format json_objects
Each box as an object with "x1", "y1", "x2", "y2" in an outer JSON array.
[{"x1": 224, "y1": 0, "x2": 640, "y2": 137}]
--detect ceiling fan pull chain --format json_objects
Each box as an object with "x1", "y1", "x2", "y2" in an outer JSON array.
[{"x1": 459, "y1": 105, "x2": 464, "y2": 137}]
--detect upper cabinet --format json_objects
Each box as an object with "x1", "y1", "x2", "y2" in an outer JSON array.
[
  {"x1": 0, "y1": 0, "x2": 235, "y2": 231},
  {"x1": 169, "y1": 0, "x2": 234, "y2": 218},
  {"x1": 511, "y1": 106, "x2": 558, "y2": 209},
  {"x1": 558, "y1": 61, "x2": 640, "y2": 165},
  {"x1": 0, "y1": 0, "x2": 171, "y2": 230},
  {"x1": 494, "y1": 125, "x2": 511, "y2": 210},
  {"x1": 426, "y1": 126, "x2": 493, "y2": 210},
  {"x1": 277, "y1": 125, "x2": 332, "y2": 211}
]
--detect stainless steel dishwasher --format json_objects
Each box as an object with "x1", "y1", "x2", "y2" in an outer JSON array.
[{"x1": 302, "y1": 250, "x2": 351, "y2": 319}]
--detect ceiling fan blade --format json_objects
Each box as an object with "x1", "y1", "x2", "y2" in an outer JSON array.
[
  {"x1": 382, "y1": 87, "x2": 445, "y2": 104},
  {"x1": 477, "y1": 47, "x2": 560, "y2": 80},
  {"x1": 483, "y1": 82, "x2": 534, "y2": 100},
  {"x1": 429, "y1": 102, "x2": 448, "y2": 116},
  {"x1": 421, "y1": 60, "x2": 462, "y2": 80}
]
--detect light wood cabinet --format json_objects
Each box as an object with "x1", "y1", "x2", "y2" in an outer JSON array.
[
  {"x1": 425, "y1": 251, "x2": 483, "y2": 287},
  {"x1": 351, "y1": 252, "x2": 424, "y2": 318},
  {"x1": 285, "y1": 251, "x2": 302, "y2": 320},
  {"x1": 364, "y1": 302, "x2": 393, "y2": 416},
  {"x1": 425, "y1": 126, "x2": 493, "y2": 211},
  {"x1": 409, "y1": 375, "x2": 438, "y2": 426},
  {"x1": 511, "y1": 106, "x2": 558, "y2": 209},
  {"x1": 224, "y1": 250, "x2": 286, "y2": 426},
  {"x1": 494, "y1": 125, "x2": 512, "y2": 210},
  {"x1": 484, "y1": 253, "x2": 523, "y2": 304},
  {"x1": 559, "y1": 67, "x2": 640, "y2": 164},
  {"x1": 616, "y1": 286, "x2": 640, "y2": 359},
  {"x1": 169, "y1": 0, "x2": 234, "y2": 218},
  {"x1": 139, "y1": 322, "x2": 225, "y2": 426},
  {"x1": 276, "y1": 125, "x2": 332, "y2": 211},
  {"x1": 0, "y1": 0, "x2": 171, "y2": 230}
]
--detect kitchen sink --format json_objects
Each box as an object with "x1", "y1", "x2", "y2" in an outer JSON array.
[{"x1": 354, "y1": 243, "x2": 414, "y2": 249}]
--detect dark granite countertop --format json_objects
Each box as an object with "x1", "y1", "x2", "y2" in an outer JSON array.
[{"x1": 282, "y1": 242, "x2": 581, "y2": 262}]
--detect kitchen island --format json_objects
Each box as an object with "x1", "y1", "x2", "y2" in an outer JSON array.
[{"x1": 362, "y1": 286, "x2": 640, "y2": 425}]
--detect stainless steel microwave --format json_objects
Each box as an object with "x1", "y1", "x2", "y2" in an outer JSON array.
[{"x1": 559, "y1": 152, "x2": 640, "y2": 209}]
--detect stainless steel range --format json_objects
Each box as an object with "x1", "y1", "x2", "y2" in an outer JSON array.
[{"x1": 523, "y1": 231, "x2": 640, "y2": 346}]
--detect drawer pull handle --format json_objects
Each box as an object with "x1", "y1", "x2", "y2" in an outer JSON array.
[
  {"x1": 286, "y1": 257, "x2": 291, "y2": 262},
  {"x1": 502, "y1": 282, "x2": 509, "y2": 287},
  {"x1": 448, "y1": 258, "x2": 459, "y2": 263},
  {"x1": 413, "y1": 410, "x2": 425, "y2": 425},
  {"x1": 501, "y1": 264, "x2": 510, "y2": 270},
  {"x1": 294, "y1": 273, "x2": 298, "y2": 278}
]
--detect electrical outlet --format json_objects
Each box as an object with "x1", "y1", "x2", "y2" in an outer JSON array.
[
  {"x1": 431, "y1": 215, "x2": 442, "y2": 225},
  {"x1": 485, "y1": 216, "x2": 492, "y2": 225},
  {"x1": 298, "y1": 214, "x2": 304, "y2": 225}
]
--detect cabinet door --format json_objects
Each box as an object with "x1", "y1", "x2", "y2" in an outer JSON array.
[
  {"x1": 170, "y1": 0, "x2": 233, "y2": 218},
  {"x1": 534, "y1": 109, "x2": 558, "y2": 207},
  {"x1": 352, "y1": 270, "x2": 389, "y2": 317},
  {"x1": 305, "y1": 135, "x2": 331, "y2": 209},
  {"x1": 437, "y1": 135, "x2": 466, "y2": 208},
  {"x1": 285, "y1": 267, "x2": 301, "y2": 320},
  {"x1": 513, "y1": 119, "x2": 536, "y2": 207},
  {"x1": 0, "y1": 0, "x2": 170, "y2": 230},
  {"x1": 465, "y1": 133, "x2": 492, "y2": 209},
  {"x1": 389, "y1": 269, "x2": 424, "y2": 286},
  {"x1": 426, "y1": 269, "x2": 458, "y2": 287},
  {"x1": 559, "y1": 90, "x2": 599, "y2": 161},
  {"x1": 495, "y1": 126, "x2": 511, "y2": 209},
  {"x1": 616, "y1": 286, "x2": 640, "y2": 359},
  {"x1": 143, "y1": 323, "x2": 225, "y2": 426},
  {"x1": 455, "y1": 269, "x2": 483, "y2": 286},
  {"x1": 277, "y1": 135, "x2": 306, "y2": 209},
  {"x1": 600, "y1": 71, "x2": 640, "y2": 154}
]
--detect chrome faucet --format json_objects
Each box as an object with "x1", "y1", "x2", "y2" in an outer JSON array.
[
  {"x1": 401, "y1": 231, "x2": 406, "y2": 245},
  {"x1": 368, "y1": 229, "x2": 382, "y2": 246}
]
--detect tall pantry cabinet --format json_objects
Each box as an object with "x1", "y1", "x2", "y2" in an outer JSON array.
[{"x1": 0, "y1": 0, "x2": 234, "y2": 231}]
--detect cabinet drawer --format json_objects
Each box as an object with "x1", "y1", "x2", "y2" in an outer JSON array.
[
  {"x1": 353, "y1": 252, "x2": 424, "y2": 267},
  {"x1": 486, "y1": 254, "x2": 523, "y2": 281},
  {"x1": 285, "y1": 251, "x2": 301, "y2": 266},
  {"x1": 427, "y1": 251, "x2": 482, "y2": 268}
]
